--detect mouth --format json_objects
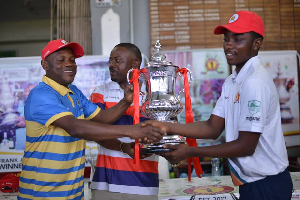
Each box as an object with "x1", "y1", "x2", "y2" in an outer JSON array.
[
  {"x1": 225, "y1": 52, "x2": 235, "y2": 59},
  {"x1": 109, "y1": 68, "x2": 116, "y2": 75},
  {"x1": 64, "y1": 70, "x2": 76, "y2": 76}
]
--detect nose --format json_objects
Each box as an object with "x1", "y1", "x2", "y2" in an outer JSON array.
[
  {"x1": 64, "y1": 60, "x2": 76, "y2": 67},
  {"x1": 109, "y1": 61, "x2": 116, "y2": 69},
  {"x1": 109, "y1": 63, "x2": 114, "y2": 69},
  {"x1": 224, "y1": 39, "x2": 233, "y2": 50}
]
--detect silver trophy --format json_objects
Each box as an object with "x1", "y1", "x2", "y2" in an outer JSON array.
[
  {"x1": 127, "y1": 40, "x2": 192, "y2": 153},
  {"x1": 0, "y1": 78, "x2": 20, "y2": 131},
  {"x1": 273, "y1": 66, "x2": 294, "y2": 123}
]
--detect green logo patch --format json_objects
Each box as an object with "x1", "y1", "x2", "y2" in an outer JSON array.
[{"x1": 248, "y1": 100, "x2": 261, "y2": 115}]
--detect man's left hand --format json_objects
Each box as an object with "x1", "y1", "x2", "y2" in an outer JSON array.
[
  {"x1": 159, "y1": 143, "x2": 192, "y2": 164},
  {"x1": 123, "y1": 84, "x2": 133, "y2": 104}
]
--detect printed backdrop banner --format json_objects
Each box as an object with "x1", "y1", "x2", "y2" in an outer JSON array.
[
  {"x1": 259, "y1": 51, "x2": 300, "y2": 147},
  {"x1": 0, "y1": 50, "x2": 299, "y2": 174}
]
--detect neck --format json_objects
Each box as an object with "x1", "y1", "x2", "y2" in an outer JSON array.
[{"x1": 119, "y1": 82, "x2": 129, "y2": 90}]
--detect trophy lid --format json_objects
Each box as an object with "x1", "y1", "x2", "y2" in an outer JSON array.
[{"x1": 147, "y1": 40, "x2": 176, "y2": 67}]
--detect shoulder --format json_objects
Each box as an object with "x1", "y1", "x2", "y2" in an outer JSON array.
[
  {"x1": 29, "y1": 82, "x2": 57, "y2": 100},
  {"x1": 25, "y1": 83, "x2": 63, "y2": 112},
  {"x1": 246, "y1": 65, "x2": 274, "y2": 88}
]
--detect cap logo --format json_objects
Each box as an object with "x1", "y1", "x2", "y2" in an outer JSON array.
[
  {"x1": 229, "y1": 14, "x2": 239, "y2": 23},
  {"x1": 61, "y1": 40, "x2": 68, "y2": 44},
  {"x1": 43, "y1": 50, "x2": 50, "y2": 59}
]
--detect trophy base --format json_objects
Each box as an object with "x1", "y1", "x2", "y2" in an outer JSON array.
[
  {"x1": 280, "y1": 106, "x2": 294, "y2": 124},
  {"x1": 141, "y1": 135, "x2": 185, "y2": 154}
]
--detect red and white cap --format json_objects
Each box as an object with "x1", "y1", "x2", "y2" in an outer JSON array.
[
  {"x1": 0, "y1": 174, "x2": 19, "y2": 193},
  {"x1": 214, "y1": 10, "x2": 265, "y2": 38},
  {"x1": 41, "y1": 39, "x2": 84, "y2": 60}
]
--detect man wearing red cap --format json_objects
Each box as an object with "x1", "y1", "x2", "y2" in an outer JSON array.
[
  {"x1": 17, "y1": 39, "x2": 165, "y2": 200},
  {"x1": 143, "y1": 11, "x2": 293, "y2": 199}
]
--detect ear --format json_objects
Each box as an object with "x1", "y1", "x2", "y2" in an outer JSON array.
[
  {"x1": 253, "y1": 38, "x2": 263, "y2": 51},
  {"x1": 41, "y1": 60, "x2": 49, "y2": 71},
  {"x1": 132, "y1": 59, "x2": 141, "y2": 69}
]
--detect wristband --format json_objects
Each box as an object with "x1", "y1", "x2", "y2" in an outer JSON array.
[{"x1": 120, "y1": 142, "x2": 128, "y2": 155}]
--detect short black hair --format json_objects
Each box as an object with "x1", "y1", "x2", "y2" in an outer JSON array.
[
  {"x1": 250, "y1": 31, "x2": 264, "y2": 41},
  {"x1": 114, "y1": 43, "x2": 142, "y2": 62}
]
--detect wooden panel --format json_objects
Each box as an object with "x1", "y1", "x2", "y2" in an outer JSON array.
[{"x1": 149, "y1": 0, "x2": 300, "y2": 52}]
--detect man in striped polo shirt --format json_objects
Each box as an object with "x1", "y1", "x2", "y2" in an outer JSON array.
[
  {"x1": 90, "y1": 43, "x2": 159, "y2": 200},
  {"x1": 18, "y1": 39, "x2": 164, "y2": 200}
]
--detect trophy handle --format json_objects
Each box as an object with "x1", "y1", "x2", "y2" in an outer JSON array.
[
  {"x1": 177, "y1": 68, "x2": 192, "y2": 98},
  {"x1": 127, "y1": 68, "x2": 135, "y2": 85},
  {"x1": 126, "y1": 68, "x2": 147, "y2": 103}
]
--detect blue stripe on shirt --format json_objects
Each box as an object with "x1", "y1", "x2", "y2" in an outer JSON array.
[
  {"x1": 26, "y1": 134, "x2": 81, "y2": 143},
  {"x1": 22, "y1": 163, "x2": 85, "y2": 174},
  {"x1": 19, "y1": 175, "x2": 84, "y2": 187},
  {"x1": 18, "y1": 184, "x2": 84, "y2": 198},
  {"x1": 92, "y1": 167, "x2": 159, "y2": 187},
  {"x1": 23, "y1": 149, "x2": 85, "y2": 161}
]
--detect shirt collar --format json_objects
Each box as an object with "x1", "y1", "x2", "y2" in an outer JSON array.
[
  {"x1": 110, "y1": 81, "x2": 122, "y2": 90},
  {"x1": 233, "y1": 55, "x2": 260, "y2": 84},
  {"x1": 42, "y1": 75, "x2": 74, "y2": 96}
]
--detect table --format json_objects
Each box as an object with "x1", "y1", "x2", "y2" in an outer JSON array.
[
  {"x1": 158, "y1": 172, "x2": 300, "y2": 200},
  {"x1": 1, "y1": 172, "x2": 300, "y2": 200}
]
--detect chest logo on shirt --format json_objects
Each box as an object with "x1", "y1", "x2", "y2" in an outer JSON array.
[
  {"x1": 234, "y1": 92, "x2": 240, "y2": 103},
  {"x1": 77, "y1": 100, "x2": 83, "y2": 109},
  {"x1": 248, "y1": 100, "x2": 261, "y2": 115}
]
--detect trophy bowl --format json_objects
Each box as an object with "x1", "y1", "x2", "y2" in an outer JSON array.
[{"x1": 128, "y1": 40, "x2": 192, "y2": 154}]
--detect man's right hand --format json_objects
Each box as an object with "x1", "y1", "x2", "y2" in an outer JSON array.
[
  {"x1": 129, "y1": 123, "x2": 166, "y2": 143},
  {"x1": 141, "y1": 120, "x2": 170, "y2": 134}
]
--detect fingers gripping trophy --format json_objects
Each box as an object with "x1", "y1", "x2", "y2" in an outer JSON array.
[{"x1": 127, "y1": 40, "x2": 193, "y2": 154}]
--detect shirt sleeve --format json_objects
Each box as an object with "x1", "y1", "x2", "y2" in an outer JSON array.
[
  {"x1": 73, "y1": 85, "x2": 100, "y2": 119},
  {"x1": 26, "y1": 87, "x2": 73, "y2": 126},
  {"x1": 238, "y1": 79, "x2": 270, "y2": 133}
]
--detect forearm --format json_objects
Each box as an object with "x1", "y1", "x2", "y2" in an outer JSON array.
[
  {"x1": 189, "y1": 140, "x2": 254, "y2": 158},
  {"x1": 53, "y1": 115, "x2": 164, "y2": 143},
  {"x1": 97, "y1": 139, "x2": 132, "y2": 157},
  {"x1": 97, "y1": 139, "x2": 122, "y2": 151},
  {"x1": 168, "y1": 121, "x2": 222, "y2": 140},
  {"x1": 57, "y1": 118, "x2": 129, "y2": 141}
]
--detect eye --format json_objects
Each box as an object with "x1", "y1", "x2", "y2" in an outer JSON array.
[
  {"x1": 233, "y1": 35, "x2": 245, "y2": 42},
  {"x1": 115, "y1": 59, "x2": 121, "y2": 63},
  {"x1": 223, "y1": 38, "x2": 229, "y2": 42}
]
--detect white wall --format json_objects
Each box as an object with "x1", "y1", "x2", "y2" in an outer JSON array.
[{"x1": 90, "y1": 0, "x2": 151, "y2": 58}]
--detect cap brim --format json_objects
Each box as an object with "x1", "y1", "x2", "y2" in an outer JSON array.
[
  {"x1": 214, "y1": 26, "x2": 226, "y2": 35},
  {"x1": 214, "y1": 24, "x2": 256, "y2": 35},
  {"x1": 62, "y1": 42, "x2": 84, "y2": 58}
]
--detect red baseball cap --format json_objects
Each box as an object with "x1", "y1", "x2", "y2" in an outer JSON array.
[
  {"x1": 214, "y1": 10, "x2": 265, "y2": 38},
  {"x1": 0, "y1": 174, "x2": 19, "y2": 193},
  {"x1": 41, "y1": 39, "x2": 84, "y2": 60}
]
